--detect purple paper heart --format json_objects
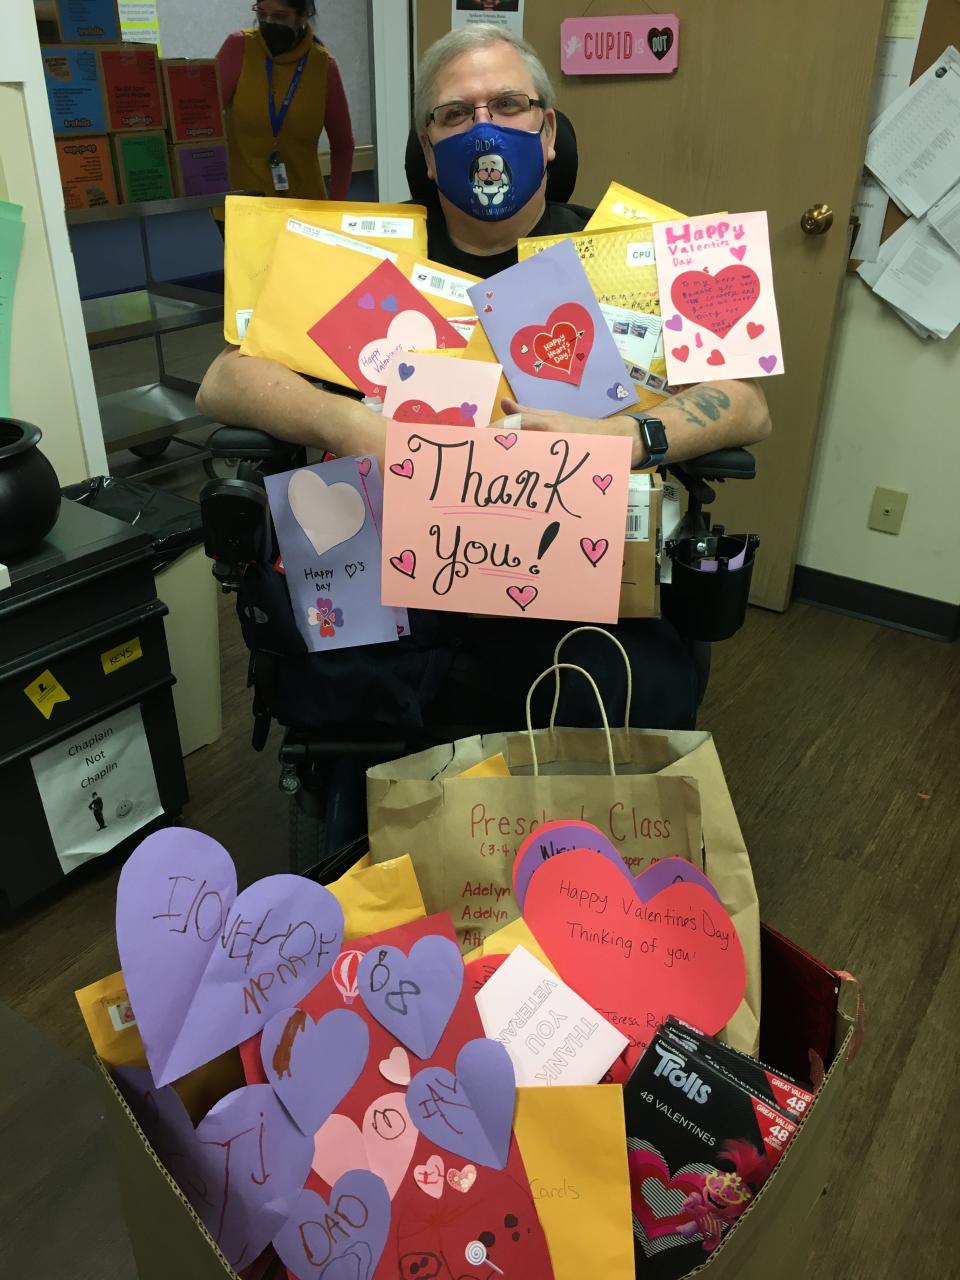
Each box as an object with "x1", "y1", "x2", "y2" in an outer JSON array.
[
  {"x1": 607, "y1": 382, "x2": 629, "y2": 401},
  {"x1": 514, "y1": 820, "x2": 632, "y2": 910},
  {"x1": 116, "y1": 829, "x2": 345, "y2": 1086},
  {"x1": 460, "y1": 401, "x2": 479, "y2": 421},
  {"x1": 358, "y1": 935, "x2": 463, "y2": 1059},
  {"x1": 665, "y1": 314, "x2": 683, "y2": 331},
  {"x1": 407, "y1": 1038, "x2": 516, "y2": 1169},
  {"x1": 358, "y1": 292, "x2": 376, "y2": 310},
  {"x1": 261, "y1": 1007, "x2": 369, "y2": 1136},
  {"x1": 633, "y1": 856, "x2": 721, "y2": 903},
  {"x1": 398, "y1": 362, "x2": 415, "y2": 381},
  {"x1": 380, "y1": 294, "x2": 399, "y2": 313},
  {"x1": 272, "y1": 1172, "x2": 391, "y2": 1279},
  {"x1": 114, "y1": 1067, "x2": 312, "y2": 1272},
  {"x1": 759, "y1": 354, "x2": 778, "y2": 373}
]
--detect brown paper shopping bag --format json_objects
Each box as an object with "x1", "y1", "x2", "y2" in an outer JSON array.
[{"x1": 367, "y1": 627, "x2": 761, "y2": 1054}]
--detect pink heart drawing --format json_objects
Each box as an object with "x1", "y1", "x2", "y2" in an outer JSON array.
[
  {"x1": 447, "y1": 1164, "x2": 478, "y2": 1194},
  {"x1": 389, "y1": 459, "x2": 414, "y2": 478},
  {"x1": 580, "y1": 537, "x2": 609, "y2": 567},
  {"x1": 414, "y1": 1154, "x2": 445, "y2": 1199},
  {"x1": 747, "y1": 322, "x2": 765, "y2": 340},
  {"x1": 507, "y1": 584, "x2": 538, "y2": 612},
  {"x1": 759, "y1": 354, "x2": 778, "y2": 373},
  {"x1": 730, "y1": 245, "x2": 748, "y2": 261},
  {"x1": 358, "y1": 292, "x2": 376, "y2": 310},
  {"x1": 312, "y1": 1092, "x2": 416, "y2": 1199},
  {"x1": 483, "y1": 304, "x2": 493, "y2": 313},
  {"x1": 665, "y1": 314, "x2": 684, "y2": 331},
  {"x1": 485, "y1": 291, "x2": 494, "y2": 299},
  {"x1": 357, "y1": 458, "x2": 372, "y2": 477},
  {"x1": 390, "y1": 550, "x2": 416, "y2": 578},
  {"x1": 494, "y1": 432, "x2": 517, "y2": 450},
  {"x1": 707, "y1": 349, "x2": 726, "y2": 366},
  {"x1": 379, "y1": 1045, "x2": 411, "y2": 1086},
  {"x1": 593, "y1": 474, "x2": 612, "y2": 493},
  {"x1": 671, "y1": 345, "x2": 690, "y2": 362}
]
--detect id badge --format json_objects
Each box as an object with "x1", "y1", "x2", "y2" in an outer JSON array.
[{"x1": 270, "y1": 155, "x2": 289, "y2": 192}]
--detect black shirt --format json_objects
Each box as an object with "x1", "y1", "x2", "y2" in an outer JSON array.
[{"x1": 424, "y1": 199, "x2": 593, "y2": 277}]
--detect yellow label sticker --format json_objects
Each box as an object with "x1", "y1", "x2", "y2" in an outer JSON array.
[
  {"x1": 100, "y1": 636, "x2": 143, "y2": 675},
  {"x1": 24, "y1": 669, "x2": 71, "y2": 719}
]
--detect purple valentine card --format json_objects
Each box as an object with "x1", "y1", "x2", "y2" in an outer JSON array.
[
  {"x1": 265, "y1": 456, "x2": 410, "y2": 651},
  {"x1": 468, "y1": 238, "x2": 640, "y2": 417}
]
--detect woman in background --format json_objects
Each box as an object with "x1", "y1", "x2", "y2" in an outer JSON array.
[{"x1": 217, "y1": 0, "x2": 355, "y2": 200}]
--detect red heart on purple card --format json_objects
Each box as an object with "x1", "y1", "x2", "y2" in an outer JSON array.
[{"x1": 510, "y1": 303, "x2": 594, "y2": 385}]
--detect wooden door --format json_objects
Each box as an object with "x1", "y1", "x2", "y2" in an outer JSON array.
[{"x1": 416, "y1": 0, "x2": 887, "y2": 609}]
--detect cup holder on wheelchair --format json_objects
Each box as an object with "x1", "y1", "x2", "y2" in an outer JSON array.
[{"x1": 663, "y1": 529, "x2": 761, "y2": 642}]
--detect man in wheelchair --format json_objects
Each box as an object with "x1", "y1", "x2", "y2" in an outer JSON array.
[{"x1": 197, "y1": 25, "x2": 771, "y2": 773}]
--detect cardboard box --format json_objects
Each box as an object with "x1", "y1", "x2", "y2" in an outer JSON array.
[
  {"x1": 100, "y1": 44, "x2": 166, "y2": 132},
  {"x1": 112, "y1": 130, "x2": 173, "y2": 203},
  {"x1": 34, "y1": 0, "x2": 122, "y2": 44},
  {"x1": 170, "y1": 141, "x2": 231, "y2": 198},
  {"x1": 161, "y1": 59, "x2": 225, "y2": 144},
  {"x1": 55, "y1": 134, "x2": 118, "y2": 209},
  {"x1": 619, "y1": 470, "x2": 662, "y2": 618},
  {"x1": 41, "y1": 44, "x2": 108, "y2": 136}
]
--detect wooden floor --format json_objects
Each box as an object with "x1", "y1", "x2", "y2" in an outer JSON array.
[{"x1": 2, "y1": 541, "x2": 958, "y2": 1276}]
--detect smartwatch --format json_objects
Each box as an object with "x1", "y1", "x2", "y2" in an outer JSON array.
[{"x1": 623, "y1": 413, "x2": 668, "y2": 470}]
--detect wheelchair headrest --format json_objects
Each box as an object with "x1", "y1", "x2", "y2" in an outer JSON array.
[{"x1": 404, "y1": 109, "x2": 579, "y2": 206}]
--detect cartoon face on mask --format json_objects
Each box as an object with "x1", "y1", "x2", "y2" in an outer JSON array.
[
  {"x1": 432, "y1": 122, "x2": 545, "y2": 222},
  {"x1": 470, "y1": 152, "x2": 512, "y2": 207}
]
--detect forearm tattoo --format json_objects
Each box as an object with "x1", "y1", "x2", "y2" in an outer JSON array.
[{"x1": 669, "y1": 387, "x2": 732, "y2": 429}]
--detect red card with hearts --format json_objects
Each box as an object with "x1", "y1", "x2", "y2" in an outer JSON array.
[
  {"x1": 239, "y1": 914, "x2": 555, "y2": 1280},
  {"x1": 522, "y1": 847, "x2": 747, "y2": 1080},
  {"x1": 652, "y1": 211, "x2": 784, "y2": 383},
  {"x1": 382, "y1": 350, "x2": 504, "y2": 429},
  {"x1": 307, "y1": 259, "x2": 467, "y2": 398}
]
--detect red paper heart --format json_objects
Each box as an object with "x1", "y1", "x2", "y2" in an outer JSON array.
[
  {"x1": 671, "y1": 345, "x2": 690, "y2": 362},
  {"x1": 706, "y1": 349, "x2": 726, "y2": 366},
  {"x1": 671, "y1": 266, "x2": 761, "y2": 339},
  {"x1": 523, "y1": 848, "x2": 746, "y2": 1076},
  {"x1": 629, "y1": 1145, "x2": 708, "y2": 1241},
  {"x1": 747, "y1": 322, "x2": 765, "y2": 339},
  {"x1": 392, "y1": 399, "x2": 476, "y2": 427},
  {"x1": 511, "y1": 303, "x2": 594, "y2": 385}
]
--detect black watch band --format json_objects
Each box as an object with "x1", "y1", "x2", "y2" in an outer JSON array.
[{"x1": 624, "y1": 413, "x2": 668, "y2": 469}]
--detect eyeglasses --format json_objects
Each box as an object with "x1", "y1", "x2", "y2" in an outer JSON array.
[{"x1": 427, "y1": 93, "x2": 545, "y2": 130}]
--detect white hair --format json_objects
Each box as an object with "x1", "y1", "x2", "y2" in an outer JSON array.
[{"x1": 414, "y1": 24, "x2": 555, "y2": 131}]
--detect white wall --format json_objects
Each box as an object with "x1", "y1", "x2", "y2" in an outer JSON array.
[
  {"x1": 798, "y1": 277, "x2": 960, "y2": 605},
  {"x1": 156, "y1": 0, "x2": 373, "y2": 145},
  {"x1": 1, "y1": 0, "x2": 106, "y2": 484}
]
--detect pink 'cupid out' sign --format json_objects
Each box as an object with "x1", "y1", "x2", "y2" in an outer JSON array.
[{"x1": 561, "y1": 15, "x2": 679, "y2": 76}]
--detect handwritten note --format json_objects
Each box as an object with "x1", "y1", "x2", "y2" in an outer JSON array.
[
  {"x1": 475, "y1": 945, "x2": 628, "y2": 1085},
  {"x1": 653, "y1": 211, "x2": 784, "y2": 383},
  {"x1": 380, "y1": 424, "x2": 632, "y2": 622},
  {"x1": 116, "y1": 828, "x2": 344, "y2": 1086}
]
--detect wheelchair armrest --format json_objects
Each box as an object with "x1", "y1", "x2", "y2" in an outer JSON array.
[
  {"x1": 208, "y1": 424, "x2": 304, "y2": 464},
  {"x1": 669, "y1": 447, "x2": 756, "y2": 482}
]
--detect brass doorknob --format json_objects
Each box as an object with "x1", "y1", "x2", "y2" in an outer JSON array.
[{"x1": 800, "y1": 203, "x2": 834, "y2": 235}]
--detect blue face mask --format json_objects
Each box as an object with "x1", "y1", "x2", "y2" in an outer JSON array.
[{"x1": 431, "y1": 121, "x2": 546, "y2": 221}]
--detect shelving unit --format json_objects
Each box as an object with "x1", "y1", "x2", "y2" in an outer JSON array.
[{"x1": 67, "y1": 193, "x2": 238, "y2": 478}]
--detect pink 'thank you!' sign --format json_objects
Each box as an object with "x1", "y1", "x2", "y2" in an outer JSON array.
[{"x1": 561, "y1": 15, "x2": 679, "y2": 76}]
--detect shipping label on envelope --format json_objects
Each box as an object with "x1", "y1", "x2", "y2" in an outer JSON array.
[
  {"x1": 653, "y1": 210, "x2": 785, "y2": 382},
  {"x1": 382, "y1": 350, "x2": 504, "y2": 428},
  {"x1": 476, "y1": 945, "x2": 628, "y2": 1085},
  {"x1": 380, "y1": 423, "x2": 632, "y2": 623}
]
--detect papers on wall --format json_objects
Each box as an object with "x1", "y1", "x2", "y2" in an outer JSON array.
[
  {"x1": 451, "y1": 0, "x2": 524, "y2": 37},
  {"x1": 865, "y1": 46, "x2": 960, "y2": 219},
  {"x1": 0, "y1": 201, "x2": 25, "y2": 417},
  {"x1": 857, "y1": 214, "x2": 960, "y2": 339},
  {"x1": 928, "y1": 180, "x2": 960, "y2": 254}
]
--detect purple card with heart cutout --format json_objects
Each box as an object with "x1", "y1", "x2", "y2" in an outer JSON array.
[
  {"x1": 634, "y1": 855, "x2": 722, "y2": 903},
  {"x1": 271, "y1": 1171, "x2": 391, "y2": 1279},
  {"x1": 357, "y1": 934, "x2": 464, "y2": 1060},
  {"x1": 406, "y1": 1037, "x2": 516, "y2": 1169},
  {"x1": 513, "y1": 818, "x2": 633, "y2": 909},
  {"x1": 468, "y1": 238, "x2": 640, "y2": 417},
  {"x1": 116, "y1": 828, "x2": 345, "y2": 1086},
  {"x1": 265, "y1": 455, "x2": 410, "y2": 652},
  {"x1": 114, "y1": 1066, "x2": 313, "y2": 1271},
  {"x1": 261, "y1": 1006, "x2": 370, "y2": 1136}
]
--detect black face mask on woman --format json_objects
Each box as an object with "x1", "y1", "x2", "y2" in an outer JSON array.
[{"x1": 260, "y1": 21, "x2": 301, "y2": 56}]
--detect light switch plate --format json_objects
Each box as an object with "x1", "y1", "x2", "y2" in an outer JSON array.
[{"x1": 868, "y1": 487, "x2": 908, "y2": 535}]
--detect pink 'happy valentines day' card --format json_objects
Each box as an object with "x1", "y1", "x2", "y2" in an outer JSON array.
[
  {"x1": 381, "y1": 350, "x2": 504, "y2": 429},
  {"x1": 380, "y1": 423, "x2": 632, "y2": 623},
  {"x1": 307, "y1": 258, "x2": 467, "y2": 398},
  {"x1": 652, "y1": 211, "x2": 784, "y2": 383}
]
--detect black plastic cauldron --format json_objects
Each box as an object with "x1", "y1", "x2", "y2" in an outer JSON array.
[{"x1": 0, "y1": 419, "x2": 61, "y2": 561}]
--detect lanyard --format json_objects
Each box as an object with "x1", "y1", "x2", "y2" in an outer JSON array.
[{"x1": 266, "y1": 53, "x2": 308, "y2": 140}]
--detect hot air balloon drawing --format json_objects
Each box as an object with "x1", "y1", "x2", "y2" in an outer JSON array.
[{"x1": 332, "y1": 949, "x2": 363, "y2": 1004}]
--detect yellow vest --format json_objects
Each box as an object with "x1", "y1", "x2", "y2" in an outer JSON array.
[{"x1": 226, "y1": 27, "x2": 329, "y2": 200}]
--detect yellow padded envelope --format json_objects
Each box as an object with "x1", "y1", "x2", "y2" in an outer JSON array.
[
  {"x1": 223, "y1": 196, "x2": 429, "y2": 344},
  {"x1": 586, "y1": 179, "x2": 683, "y2": 232},
  {"x1": 514, "y1": 1085, "x2": 635, "y2": 1280},
  {"x1": 240, "y1": 219, "x2": 480, "y2": 387}
]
